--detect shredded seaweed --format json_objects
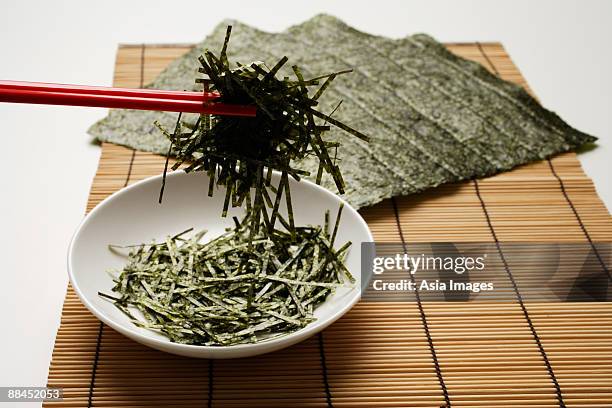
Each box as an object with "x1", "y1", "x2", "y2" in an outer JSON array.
[
  {"x1": 155, "y1": 25, "x2": 368, "y2": 234},
  {"x1": 100, "y1": 206, "x2": 353, "y2": 346},
  {"x1": 102, "y1": 25, "x2": 363, "y2": 346}
]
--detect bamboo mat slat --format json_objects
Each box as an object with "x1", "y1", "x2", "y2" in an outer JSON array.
[{"x1": 44, "y1": 42, "x2": 612, "y2": 408}]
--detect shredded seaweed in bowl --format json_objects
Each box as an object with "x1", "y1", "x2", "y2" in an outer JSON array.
[
  {"x1": 98, "y1": 25, "x2": 367, "y2": 346},
  {"x1": 99, "y1": 205, "x2": 353, "y2": 346}
]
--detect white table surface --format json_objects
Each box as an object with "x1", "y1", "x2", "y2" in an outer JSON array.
[{"x1": 1, "y1": 1, "x2": 610, "y2": 405}]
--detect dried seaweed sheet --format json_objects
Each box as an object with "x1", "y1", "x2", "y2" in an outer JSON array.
[{"x1": 88, "y1": 14, "x2": 596, "y2": 209}]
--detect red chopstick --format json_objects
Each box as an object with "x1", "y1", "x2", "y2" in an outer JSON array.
[
  {"x1": 0, "y1": 80, "x2": 256, "y2": 117},
  {"x1": 0, "y1": 80, "x2": 220, "y2": 100}
]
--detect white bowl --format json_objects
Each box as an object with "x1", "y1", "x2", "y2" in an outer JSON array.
[{"x1": 68, "y1": 170, "x2": 373, "y2": 359}]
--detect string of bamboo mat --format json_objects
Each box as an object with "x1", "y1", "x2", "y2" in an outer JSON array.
[{"x1": 43, "y1": 43, "x2": 612, "y2": 408}]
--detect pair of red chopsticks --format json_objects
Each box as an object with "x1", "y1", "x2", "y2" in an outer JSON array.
[{"x1": 0, "y1": 80, "x2": 256, "y2": 117}]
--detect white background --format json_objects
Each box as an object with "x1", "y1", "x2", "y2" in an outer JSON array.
[{"x1": 0, "y1": 0, "x2": 610, "y2": 404}]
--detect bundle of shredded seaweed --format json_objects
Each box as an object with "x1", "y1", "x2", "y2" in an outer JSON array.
[
  {"x1": 99, "y1": 205, "x2": 352, "y2": 346},
  {"x1": 155, "y1": 26, "x2": 368, "y2": 235}
]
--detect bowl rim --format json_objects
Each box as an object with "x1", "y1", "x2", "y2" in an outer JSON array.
[{"x1": 67, "y1": 169, "x2": 374, "y2": 356}]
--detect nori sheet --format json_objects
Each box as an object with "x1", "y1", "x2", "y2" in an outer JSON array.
[{"x1": 88, "y1": 14, "x2": 596, "y2": 209}]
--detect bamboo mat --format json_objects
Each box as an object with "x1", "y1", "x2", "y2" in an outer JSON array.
[{"x1": 44, "y1": 43, "x2": 612, "y2": 408}]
